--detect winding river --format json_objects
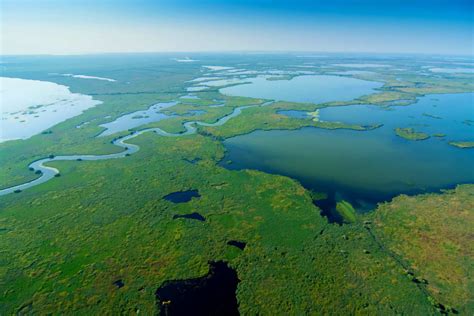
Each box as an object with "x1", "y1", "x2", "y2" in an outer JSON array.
[{"x1": 0, "y1": 103, "x2": 266, "y2": 197}]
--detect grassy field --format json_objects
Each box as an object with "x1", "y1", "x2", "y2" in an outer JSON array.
[
  {"x1": 370, "y1": 184, "x2": 474, "y2": 314},
  {"x1": 0, "y1": 132, "x2": 437, "y2": 314}
]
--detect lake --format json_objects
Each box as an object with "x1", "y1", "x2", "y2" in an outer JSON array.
[
  {"x1": 220, "y1": 75, "x2": 383, "y2": 103},
  {"x1": 0, "y1": 77, "x2": 101, "y2": 142},
  {"x1": 223, "y1": 93, "x2": 474, "y2": 212}
]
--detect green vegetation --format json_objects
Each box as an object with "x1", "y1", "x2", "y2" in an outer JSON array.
[
  {"x1": 0, "y1": 133, "x2": 437, "y2": 314},
  {"x1": 448, "y1": 141, "x2": 474, "y2": 149},
  {"x1": 1, "y1": 54, "x2": 473, "y2": 314},
  {"x1": 369, "y1": 184, "x2": 474, "y2": 314},
  {"x1": 432, "y1": 133, "x2": 446, "y2": 138},
  {"x1": 335, "y1": 200, "x2": 357, "y2": 224},
  {"x1": 199, "y1": 103, "x2": 379, "y2": 139},
  {"x1": 395, "y1": 127, "x2": 430, "y2": 141}
]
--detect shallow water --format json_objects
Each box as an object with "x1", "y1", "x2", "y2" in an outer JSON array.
[
  {"x1": 223, "y1": 93, "x2": 474, "y2": 211},
  {"x1": 333, "y1": 63, "x2": 390, "y2": 68},
  {"x1": 329, "y1": 70, "x2": 375, "y2": 75},
  {"x1": 60, "y1": 74, "x2": 117, "y2": 82},
  {"x1": 198, "y1": 78, "x2": 251, "y2": 87},
  {"x1": 220, "y1": 75, "x2": 383, "y2": 104},
  {"x1": 429, "y1": 68, "x2": 474, "y2": 74},
  {"x1": 180, "y1": 94, "x2": 200, "y2": 99},
  {"x1": 98, "y1": 101, "x2": 177, "y2": 136},
  {"x1": 1, "y1": 77, "x2": 101, "y2": 142},
  {"x1": 187, "y1": 86, "x2": 208, "y2": 92}
]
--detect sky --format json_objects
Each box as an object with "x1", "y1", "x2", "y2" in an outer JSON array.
[{"x1": 1, "y1": 0, "x2": 473, "y2": 55}]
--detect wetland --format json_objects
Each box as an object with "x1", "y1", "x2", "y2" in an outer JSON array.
[{"x1": 1, "y1": 53, "x2": 473, "y2": 315}]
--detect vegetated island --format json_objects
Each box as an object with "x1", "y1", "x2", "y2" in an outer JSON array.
[
  {"x1": 448, "y1": 141, "x2": 474, "y2": 149},
  {"x1": 422, "y1": 113, "x2": 442, "y2": 119},
  {"x1": 395, "y1": 127, "x2": 430, "y2": 141},
  {"x1": 335, "y1": 200, "x2": 357, "y2": 224}
]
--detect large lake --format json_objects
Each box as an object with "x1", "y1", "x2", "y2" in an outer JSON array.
[
  {"x1": 223, "y1": 93, "x2": 474, "y2": 211},
  {"x1": 0, "y1": 77, "x2": 101, "y2": 142},
  {"x1": 220, "y1": 75, "x2": 383, "y2": 103}
]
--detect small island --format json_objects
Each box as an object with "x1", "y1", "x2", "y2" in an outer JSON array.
[
  {"x1": 422, "y1": 113, "x2": 442, "y2": 119},
  {"x1": 131, "y1": 114, "x2": 150, "y2": 119},
  {"x1": 395, "y1": 127, "x2": 430, "y2": 141},
  {"x1": 335, "y1": 200, "x2": 357, "y2": 224},
  {"x1": 448, "y1": 141, "x2": 474, "y2": 149}
]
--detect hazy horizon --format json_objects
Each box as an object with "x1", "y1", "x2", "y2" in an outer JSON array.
[
  {"x1": 1, "y1": 50, "x2": 474, "y2": 58},
  {"x1": 1, "y1": 0, "x2": 473, "y2": 56}
]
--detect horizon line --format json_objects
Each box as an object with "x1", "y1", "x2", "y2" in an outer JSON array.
[{"x1": 2, "y1": 50, "x2": 473, "y2": 58}]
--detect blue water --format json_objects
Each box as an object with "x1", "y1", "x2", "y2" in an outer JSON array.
[
  {"x1": 223, "y1": 93, "x2": 474, "y2": 211},
  {"x1": 319, "y1": 93, "x2": 474, "y2": 141},
  {"x1": 220, "y1": 75, "x2": 383, "y2": 104},
  {"x1": 164, "y1": 190, "x2": 201, "y2": 203},
  {"x1": 99, "y1": 101, "x2": 177, "y2": 136}
]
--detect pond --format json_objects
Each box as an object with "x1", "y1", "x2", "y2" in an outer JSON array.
[
  {"x1": 173, "y1": 212, "x2": 206, "y2": 221},
  {"x1": 220, "y1": 75, "x2": 383, "y2": 104},
  {"x1": 163, "y1": 189, "x2": 201, "y2": 203},
  {"x1": 222, "y1": 93, "x2": 474, "y2": 212},
  {"x1": 156, "y1": 261, "x2": 239, "y2": 316}
]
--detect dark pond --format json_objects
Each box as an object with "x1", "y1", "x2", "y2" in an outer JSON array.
[
  {"x1": 163, "y1": 190, "x2": 201, "y2": 203},
  {"x1": 227, "y1": 240, "x2": 246, "y2": 250},
  {"x1": 173, "y1": 212, "x2": 206, "y2": 222},
  {"x1": 156, "y1": 261, "x2": 239, "y2": 316},
  {"x1": 113, "y1": 279, "x2": 125, "y2": 288},
  {"x1": 183, "y1": 157, "x2": 201, "y2": 164}
]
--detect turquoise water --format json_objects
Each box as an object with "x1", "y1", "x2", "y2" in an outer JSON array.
[
  {"x1": 319, "y1": 93, "x2": 474, "y2": 140},
  {"x1": 220, "y1": 75, "x2": 383, "y2": 104},
  {"x1": 223, "y1": 93, "x2": 474, "y2": 211}
]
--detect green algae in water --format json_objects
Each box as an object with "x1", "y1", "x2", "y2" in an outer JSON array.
[{"x1": 335, "y1": 200, "x2": 357, "y2": 224}]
